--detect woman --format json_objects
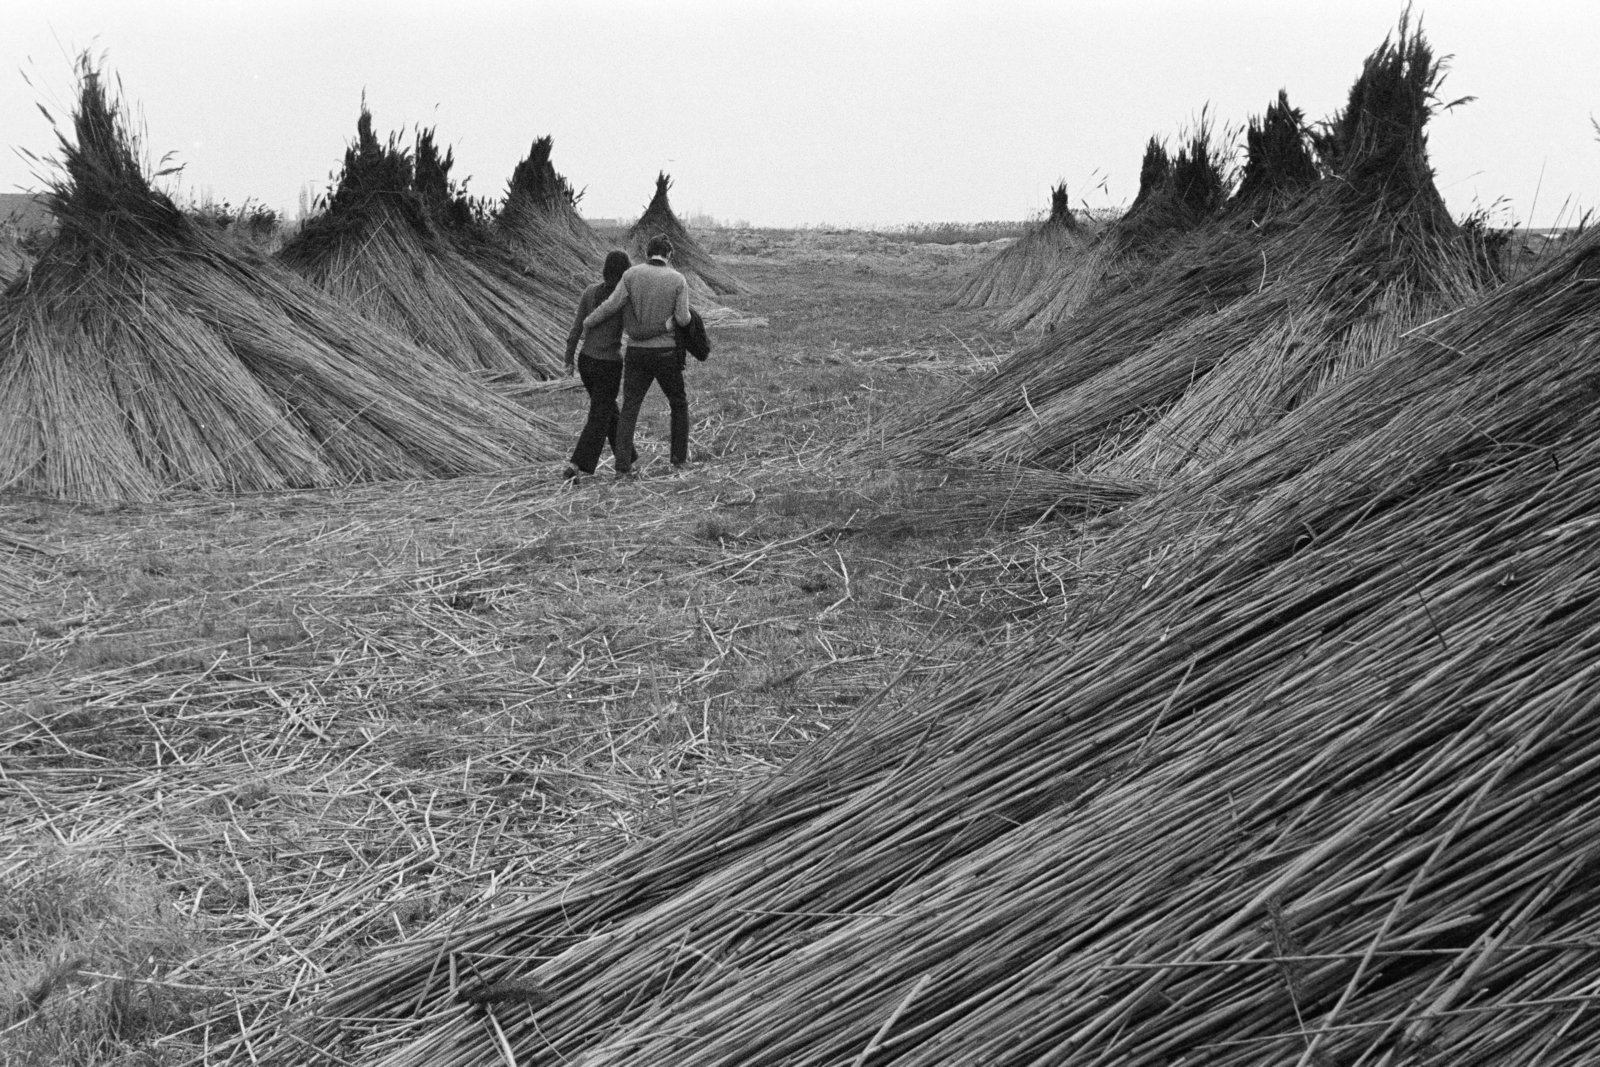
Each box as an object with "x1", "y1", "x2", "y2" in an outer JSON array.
[{"x1": 562, "y1": 250, "x2": 636, "y2": 479}]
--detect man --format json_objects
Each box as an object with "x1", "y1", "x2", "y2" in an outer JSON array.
[{"x1": 581, "y1": 234, "x2": 693, "y2": 476}]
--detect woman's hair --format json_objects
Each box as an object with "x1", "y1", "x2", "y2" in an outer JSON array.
[{"x1": 599, "y1": 250, "x2": 632, "y2": 298}]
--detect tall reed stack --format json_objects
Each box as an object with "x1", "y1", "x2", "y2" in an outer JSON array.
[
  {"x1": 1092, "y1": 36, "x2": 1485, "y2": 482},
  {"x1": 1231, "y1": 90, "x2": 1320, "y2": 214},
  {"x1": 496, "y1": 135, "x2": 606, "y2": 288},
  {"x1": 881, "y1": 116, "x2": 1263, "y2": 463},
  {"x1": 256, "y1": 212, "x2": 1600, "y2": 1067},
  {"x1": 889, "y1": 18, "x2": 1494, "y2": 487},
  {"x1": 0, "y1": 63, "x2": 559, "y2": 503},
  {"x1": 949, "y1": 182, "x2": 1098, "y2": 311},
  {"x1": 279, "y1": 109, "x2": 567, "y2": 382},
  {"x1": 996, "y1": 122, "x2": 1232, "y2": 331},
  {"x1": 413, "y1": 127, "x2": 585, "y2": 355},
  {"x1": 628, "y1": 172, "x2": 751, "y2": 297}
]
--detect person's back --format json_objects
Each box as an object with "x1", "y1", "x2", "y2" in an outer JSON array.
[
  {"x1": 580, "y1": 234, "x2": 696, "y2": 476},
  {"x1": 618, "y1": 261, "x2": 689, "y2": 348},
  {"x1": 561, "y1": 249, "x2": 635, "y2": 479}
]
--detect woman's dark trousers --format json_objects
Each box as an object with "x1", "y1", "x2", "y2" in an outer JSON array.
[
  {"x1": 570, "y1": 355, "x2": 627, "y2": 473},
  {"x1": 615, "y1": 348, "x2": 689, "y2": 472}
]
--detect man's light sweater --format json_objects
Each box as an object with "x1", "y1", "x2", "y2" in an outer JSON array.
[{"x1": 582, "y1": 258, "x2": 692, "y2": 350}]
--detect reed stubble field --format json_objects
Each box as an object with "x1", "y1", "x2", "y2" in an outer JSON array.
[{"x1": 0, "y1": 227, "x2": 1095, "y2": 1064}]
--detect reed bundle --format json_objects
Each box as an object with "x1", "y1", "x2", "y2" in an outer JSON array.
[
  {"x1": 995, "y1": 121, "x2": 1234, "y2": 332},
  {"x1": 1085, "y1": 23, "x2": 1478, "y2": 482},
  {"x1": 886, "y1": 227, "x2": 1266, "y2": 463},
  {"x1": 887, "y1": 123, "x2": 1253, "y2": 460},
  {"x1": 0, "y1": 64, "x2": 559, "y2": 503},
  {"x1": 279, "y1": 110, "x2": 567, "y2": 382},
  {"x1": 1093, "y1": 225, "x2": 1600, "y2": 583},
  {"x1": 413, "y1": 128, "x2": 591, "y2": 315},
  {"x1": 1120, "y1": 123, "x2": 1232, "y2": 238},
  {"x1": 495, "y1": 135, "x2": 606, "y2": 289},
  {"x1": 988, "y1": 238, "x2": 1115, "y2": 331},
  {"x1": 1232, "y1": 90, "x2": 1320, "y2": 215},
  {"x1": 890, "y1": 22, "x2": 1490, "y2": 491},
  {"x1": 261, "y1": 210, "x2": 1600, "y2": 1067},
  {"x1": 629, "y1": 173, "x2": 752, "y2": 297},
  {"x1": 949, "y1": 184, "x2": 1097, "y2": 312}
]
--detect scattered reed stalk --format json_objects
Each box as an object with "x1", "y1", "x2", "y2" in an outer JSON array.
[
  {"x1": 262, "y1": 221, "x2": 1600, "y2": 1067},
  {"x1": 628, "y1": 174, "x2": 752, "y2": 298},
  {"x1": 0, "y1": 527, "x2": 58, "y2": 622},
  {"x1": 2, "y1": 319, "x2": 1062, "y2": 1062},
  {"x1": 949, "y1": 183, "x2": 1098, "y2": 312}
]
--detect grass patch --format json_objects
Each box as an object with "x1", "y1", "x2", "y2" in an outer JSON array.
[{"x1": 0, "y1": 843, "x2": 217, "y2": 1066}]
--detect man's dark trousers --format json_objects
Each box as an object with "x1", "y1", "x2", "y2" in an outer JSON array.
[{"x1": 615, "y1": 347, "x2": 688, "y2": 472}]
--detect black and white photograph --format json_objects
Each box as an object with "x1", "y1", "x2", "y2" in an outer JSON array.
[{"x1": 2, "y1": 1, "x2": 1599, "y2": 1064}]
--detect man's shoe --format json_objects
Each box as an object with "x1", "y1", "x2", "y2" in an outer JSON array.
[{"x1": 561, "y1": 463, "x2": 582, "y2": 481}]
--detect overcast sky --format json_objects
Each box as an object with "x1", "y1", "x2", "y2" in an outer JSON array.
[{"x1": 1, "y1": 0, "x2": 1595, "y2": 228}]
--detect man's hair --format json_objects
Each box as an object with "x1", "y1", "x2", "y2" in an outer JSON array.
[{"x1": 645, "y1": 235, "x2": 674, "y2": 259}]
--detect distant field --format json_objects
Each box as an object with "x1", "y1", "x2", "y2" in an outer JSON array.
[
  {"x1": 589, "y1": 218, "x2": 1033, "y2": 248},
  {"x1": 0, "y1": 191, "x2": 50, "y2": 231}
]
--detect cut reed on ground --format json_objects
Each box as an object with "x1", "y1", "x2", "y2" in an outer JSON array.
[
  {"x1": 1, "y1": 228, "x2": 1038, "y2": 1065},
  {"x1": 267, "y1": 216, "x2": 1600, "y2": 1067}
]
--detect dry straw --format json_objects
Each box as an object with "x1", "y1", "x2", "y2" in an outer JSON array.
[
  {"x1": 0, "y1": 527, "x2": 55, "y2": 622},
  {"x1": 628, "y1": 172, "x2": 752, "y2": 298},
  {"x1": 994, "y1": 118, "x2": 1233, "y2": 332},
  {"x1": 1232, "y1": 90, "x2": 1321, "y2": 212},
  {"x1": 890, "y1": 18, "x2": 1496, "y2": 498},
  {"x1": 495, "y1": 135, "x2": 607, "y2": 290},
  {"x1": 949, "y1": 182, "x2": 1100, "y2": 312},
  {"x1": 0, "y1": 61, "x2": 559, "y2": 503},
  {"x1": 254, "y1": 208, "x2": 1600, "y2": 1067},
  {"x1": 3, "y1": 437, "x2": 1044, "y2": 1063},
  {"x1": 279, "y1": 109, "x2": 568, "y2": 382}
]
